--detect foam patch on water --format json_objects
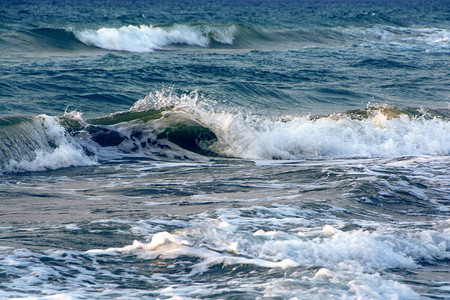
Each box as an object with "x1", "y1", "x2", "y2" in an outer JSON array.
[
  {"x1": 74, "y1": 24, "x2": 237, "y2": 52},
  {"x1": 87, "y1": 231, "x2": 299, "y2": 273},
  {"x1": 261, "y1": 269, "x2": 420, "y2": 299},
  {"x1": 1, "y1": 209, "x2": 448, "y2": 299},
  {"x1": 81, "y1": 210, "x2": 450, "y2": 298},
  {"x1": 87, "y1": 207, "x2": 450, "y2": 273},
  {"x1": 258, "y1": 226, "x2": 449, "y2": 270}
]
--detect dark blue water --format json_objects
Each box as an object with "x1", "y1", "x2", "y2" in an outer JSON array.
[{"x1": 0, "y1": 0, "x2": 449, "y2": 299}]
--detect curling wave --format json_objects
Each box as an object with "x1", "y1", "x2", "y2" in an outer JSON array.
[{"x1": 1, "y1": 91, "x2": 449, "y2": 173}]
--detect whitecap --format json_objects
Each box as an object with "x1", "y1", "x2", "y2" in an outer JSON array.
[{"x1": 74, "y1": 24, "x2": 237, "y2": 52}]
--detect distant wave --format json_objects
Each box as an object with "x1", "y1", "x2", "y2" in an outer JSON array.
[
  {"x1": 72, "y1": 24, "x2": 450, "y2": 52},
  {"x1": 1, "y1": 91, "x2": 449, "y2": 174},
  {"x1": 70, "y1": 24, "x2": 348, "y2": 52},
  {"x1": 73, "y1": 24, "x2": 238, "y2": 52},
  {"x1": 1, "y1": 24, "x2": 447, "y2": 53}
]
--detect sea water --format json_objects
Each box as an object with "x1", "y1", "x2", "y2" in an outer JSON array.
[{"x1": 0, "y1": 0, "x2": 449, "y2": 299}]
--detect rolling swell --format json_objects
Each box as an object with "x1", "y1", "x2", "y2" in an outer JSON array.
[
  {"x1": 68, "y1": 24, "x2": 450, "y2": 52},
  {"x1": 0, "y1": 24, "x2": 348, "y2": 54}
]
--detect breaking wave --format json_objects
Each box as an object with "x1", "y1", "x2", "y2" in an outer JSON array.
[
  {"x1": 73, "y1": 24, "x2": 238, "y2": 52},
  {"x1": 129, "y1": 91, "x2": 450, "y2": 160},
  {"x1": 1, "y1": 90, "x2": 449, "y2": 173}
]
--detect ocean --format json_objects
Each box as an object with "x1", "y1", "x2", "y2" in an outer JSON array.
[{"x1": 0, "y1": 0, "x2": 449, "y2": 298}]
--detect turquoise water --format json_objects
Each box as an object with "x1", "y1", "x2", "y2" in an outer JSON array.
[{"x1": 0, "y1": 0, "x2": 449, "y2": 299}]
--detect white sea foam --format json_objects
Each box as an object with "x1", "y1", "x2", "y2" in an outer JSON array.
[
  {"x1": 74, "y1": 24, "x2": 237, "y2": 52},
  {"x1": 229, "y1": 110, "x2": 450, "y2": 159},
  {"x1": 82, "y1": 208, "x2": 450, "y2": 299},
  {"x1": 261, "y1": 271, "x2": 420, "y2": 299},
  {"x1": 86, "y1": 209, "x2": 450, "y2": 273},
  {"x1": 2, "y1": 211, "x2": 448, "y2": 299},
  {"x1": 87, "y1": 231, "x2": 298, "y2": 273}
]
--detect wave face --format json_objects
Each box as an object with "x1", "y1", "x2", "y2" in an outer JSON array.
[
  {"x1": 73, "y1": 24, "x2": 238, "y2": 52},
  {"x1": 1, "y1": 91, "x2": 448, "y2": 174},
  {"x1": 0, "y1": 115, "x2": 96, "y2": 174}
]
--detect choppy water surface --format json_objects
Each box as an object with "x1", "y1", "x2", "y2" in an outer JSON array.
[{"x1": 0, "y1": 0, "x2": 449, "y2": 299}]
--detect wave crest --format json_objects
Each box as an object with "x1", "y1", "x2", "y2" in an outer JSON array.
[{"x1": 73, "y1": 24, "x2": 237, "y2": 52}]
